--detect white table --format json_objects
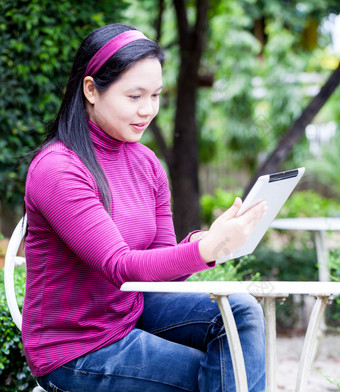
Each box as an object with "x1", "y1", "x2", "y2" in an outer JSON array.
[
  {"x1": 271, "y1": 217, "x2": 340, "y2": 282},
  {"x1": 121, "y1": 281, "x2": 340, "y2": 392}
]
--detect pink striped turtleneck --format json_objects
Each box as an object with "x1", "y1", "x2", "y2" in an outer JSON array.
[{"x1": 23, "y1": 121, "x2": 213, "y2": 377}]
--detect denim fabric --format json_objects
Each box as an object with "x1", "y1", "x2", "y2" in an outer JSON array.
[{"x1": 37, "y1": 293, "x2": 265, "y2": 392}]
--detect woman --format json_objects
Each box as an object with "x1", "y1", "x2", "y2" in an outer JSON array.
[{"x1": 23, "y1": 23, "x2": 266, "y2": 392}]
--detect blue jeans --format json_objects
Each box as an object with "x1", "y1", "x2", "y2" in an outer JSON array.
[{"x1": 37, "y1": 293, "x2": 265, "y2": 392}]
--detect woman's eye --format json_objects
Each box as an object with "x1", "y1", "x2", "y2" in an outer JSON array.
[{"x1": 129, "y1": 95, "x2": 140, "y2": 100}]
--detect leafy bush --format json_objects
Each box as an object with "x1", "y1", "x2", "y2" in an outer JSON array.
[
  {"x1": 0, "y1": 0, "x2": 126, "y2": 207},
  {"x1": 201, "y1": 188, "x2": 340, "y2": 227},
  {"x1": 277, "y1": 190, "x2": 340, "y2": 219},
  {"x1": 330, "y1": 249, "x2": 340, "y2": 283},
  {"x1": 250, "y1": 246, "x2": 318, "y2": 281},
  {"x1": 250, "y1": 246, "x2": 319, "y2": 329},
  {"x1": 327, "y1": 249, "x2": 340, "y2": 326},
  {"x1": 200, "y1": 188, "x2": 242, "y2": 226},
  {"x1": 0, "y1": 267, "x2": 36, "y2": 391},
  {"x1": 189, "y1": 255, "x2": 260, "y2": 282}
]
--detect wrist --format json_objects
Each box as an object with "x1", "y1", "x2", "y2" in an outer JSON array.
[{"x1": 198, "y1": 236, "x2": 213, "y2": 264}]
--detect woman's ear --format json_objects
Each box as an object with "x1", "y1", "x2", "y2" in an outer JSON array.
[{"x1": 83, "y1": 76, "x2": 96, "y2": 104}]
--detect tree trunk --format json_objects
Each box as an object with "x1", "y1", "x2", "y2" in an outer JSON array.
[
  {"x1": 244, "y1": 62, "x2": 340, "y2": 197},
  {"x1": 170, "y1": 50, "x2": 201, "y2": 239},
  {"x1": 170, "y1": 0, "x2": 209, "y2": 240}
]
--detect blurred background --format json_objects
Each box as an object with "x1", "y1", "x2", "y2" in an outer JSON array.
[{"x1": 1, "y1": 1, "x2": 340, "y2": 390}]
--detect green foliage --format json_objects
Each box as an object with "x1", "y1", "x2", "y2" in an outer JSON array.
[
  {"x1": 200, "y1": 188, "x2": 242, "y2": 226},
  {"x1": 189, "y1": 255, "x2": 260, "y2": 282},
  {"x1": 320, "y1": 375, "x2": 340, "y2": 392},
  {"x1": 204, "y1": 1, "x2": 265, "y2": 171},
  {"x1": 330, "y1": 249, "x2": 340, "y2": 283},
  {"x1": 251, "y1": 246, "x2": 318, "y2": 281},
  {"x1": 201, "y1": 188, "x2": 340, "y2": 230},
  {"x1": 200, "y1": 0, "x2": 340, "y2": 177},
  {"x1": 2, "y1": 0, "x2": 340, "y2": 210},
  {"x1": 0, "y1": 0, "x2": 127, "y2": 206},
  {"x1": 307, "y1": 130, "x2": 340, "y2": 197},
  {"x1": 275, "y1": 190, "x2": 340, "y2": 248},
  {"x1": 327, "y1": 249, "x2": 340, "y2": 324},
  {"x1": 0, "y1": 267, "x2": 36, "y2": 391},
  {"x1": 278, "y1": 190, "x2": 340, "y2": 219}
]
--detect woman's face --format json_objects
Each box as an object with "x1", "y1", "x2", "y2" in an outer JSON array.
[{"x1": 85, "y1": 57, "x2": 163, "y2": 143}]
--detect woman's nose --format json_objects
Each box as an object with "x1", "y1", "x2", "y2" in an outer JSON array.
[{"x1": 138, "y1": 99, "x2": 155, "y2": 117}]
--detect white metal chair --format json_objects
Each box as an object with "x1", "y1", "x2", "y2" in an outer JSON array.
[{"x1": 4, "y1": 216, "x2": 46, "y2": 392}]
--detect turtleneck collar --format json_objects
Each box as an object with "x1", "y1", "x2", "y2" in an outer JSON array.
[{"x1": 88, "y1": 120, "x2": 125, "y2": 160}]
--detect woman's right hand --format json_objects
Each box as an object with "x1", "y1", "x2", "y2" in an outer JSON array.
[{"x1": 198, "y1": 197, "x2": 267, "y2": 263}]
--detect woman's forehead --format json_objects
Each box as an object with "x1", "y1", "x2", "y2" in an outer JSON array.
[{"x1": 117, "y1": 58, "x2": 163, "y2": 90}]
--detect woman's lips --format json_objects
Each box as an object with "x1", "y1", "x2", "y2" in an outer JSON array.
[{"x1": 131, "y1": 122, "x2": 148, "y2": 132}]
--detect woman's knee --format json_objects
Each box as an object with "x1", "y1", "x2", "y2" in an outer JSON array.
[{"x1": 228, "y1": 293, "x2": 265, "y2": 330}]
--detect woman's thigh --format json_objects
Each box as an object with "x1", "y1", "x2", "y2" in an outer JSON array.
[
  {"x1": 37, "y1": 328, "x2": 204, "y2": 392},
  {"x1": 137, "y1": 292, "x2": 223, "y2": 350},
  {"x1": 138, "y1": 292, "x2": 264, "y2": 348}
]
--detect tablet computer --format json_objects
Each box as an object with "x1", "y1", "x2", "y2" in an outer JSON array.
[{"x1": 216, "y1": 167, "x2": 305, "y2": 264}]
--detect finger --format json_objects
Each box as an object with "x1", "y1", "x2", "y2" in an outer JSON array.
[
  {"x1": 238, "y1": 200, "x2": 267, "y2": 225},
  {"x1": 221, "y1": 197, "x2": 243, "y2": 220}
]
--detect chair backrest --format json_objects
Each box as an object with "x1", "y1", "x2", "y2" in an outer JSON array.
[{"x1": 4, "y1": 216, "x2": 27, "y2": 331}]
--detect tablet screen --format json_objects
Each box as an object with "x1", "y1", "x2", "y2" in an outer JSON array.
[{"x1": 216, "y1": 167, "x2": 305, "y2": 264}]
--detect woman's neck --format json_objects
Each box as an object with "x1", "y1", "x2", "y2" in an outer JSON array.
[{"x1": 88, "y1": 120, "x2": 125, "y2": 160}]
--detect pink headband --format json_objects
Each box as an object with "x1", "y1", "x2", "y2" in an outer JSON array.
[{"x1": 84, "y1": 30, "x2": 150, "y2": 76}]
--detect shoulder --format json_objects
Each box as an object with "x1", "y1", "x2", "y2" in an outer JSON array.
[
  {"x1": 27, "y1": 141, "x2": 93, "y2": 184},
  {"x1": 30, "y1": 142, "x2": 84, "y2": 171}
]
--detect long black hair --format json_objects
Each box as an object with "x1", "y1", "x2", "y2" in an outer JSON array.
[{"x1": 33, "y1": 23, "x2": 165, "y2": 212}]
